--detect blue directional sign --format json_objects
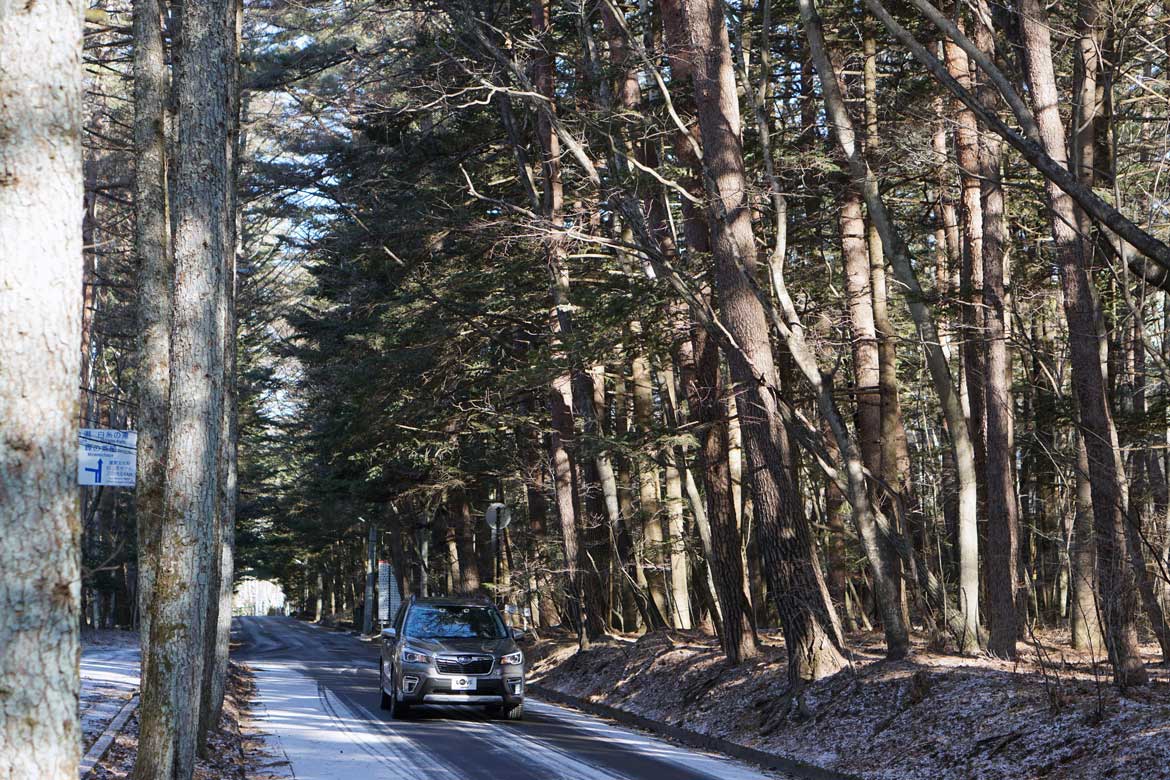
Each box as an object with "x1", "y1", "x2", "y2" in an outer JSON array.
[{"x1": 78, "y1": 429, "x2": 137, "y2": 487}]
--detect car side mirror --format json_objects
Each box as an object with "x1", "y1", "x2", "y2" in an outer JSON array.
[
  {"x1": 381, "y1": 627, "x2": 397, "y2": 640},
  {"x1": 511, "y1": 628, "x2": 526, "y2": 641}
]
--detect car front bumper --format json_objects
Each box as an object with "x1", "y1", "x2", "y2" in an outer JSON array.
[{"x1": 398, "y1": 664, "x2": 524, "y2": 706}]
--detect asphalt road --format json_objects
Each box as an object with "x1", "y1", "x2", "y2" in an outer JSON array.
[{"x1": 234, "y1": 615, "x2": 787, "y2": 780}]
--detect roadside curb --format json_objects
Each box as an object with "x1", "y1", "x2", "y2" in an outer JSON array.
[
  {"x1": 526, "y1": 683, "x2": 863, "y2": 780},
  {"x1": 80, "y1": 694, "x2": 138, "y2": 778}
]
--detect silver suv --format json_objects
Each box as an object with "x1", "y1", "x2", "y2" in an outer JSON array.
[{"x1": 379, "y1": 596, "x2": 526, "y2": 720}]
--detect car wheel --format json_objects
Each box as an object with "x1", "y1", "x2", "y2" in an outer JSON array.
[
  {"x1": 388, "y1": 694, "x2": 411, "y2": 719},
  {"x1": 379, "y1": 663, "x2": 393, "y2": 711},
  {"x1": 501, "y1": 702, "x2": 523, "y2": 721}
]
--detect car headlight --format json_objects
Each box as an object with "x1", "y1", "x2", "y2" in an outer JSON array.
[
  {"x1": 500, "y1": 650, "x2": 523, "y2": 666},
  {"x1": 401, "y1": 647, "x2": 430, "y2": 664}
]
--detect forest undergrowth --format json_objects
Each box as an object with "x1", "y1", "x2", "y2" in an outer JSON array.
[{"x1": 529, "y1": 629, "x2": 1170, "y2": 780}]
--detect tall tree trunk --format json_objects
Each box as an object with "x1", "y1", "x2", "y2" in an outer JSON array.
[
  {"x1": 654, "y1": 1, "x2": 751, "y2": 651},
  {"x1": 519, "y1": 408, "x2": 560, "y2": 626},
  {"x1": 670, "y1": 0, "x2": 848, "y2": 683},
  {"x1": 453, "y1": 488, "x2": 481, "y2": 591},
  {"x1": 529, "y1": 0, "x2": 594, "y2": 646},
  {"x1": 443, "y1": 507, "x2": 463, "y2": 594},
  {"x1": 0, "y1": 0, "x2": 83, "y2": 770},
  {"x1": 630, "y1": 336, "x2": 671, "y2": 624},
  {"x1": 686, "y1": 308, "x2": 758, "y2": 661},
  {"x1": 966, "y1": 2, "x2": 1022, "y2": 658},
  {"x1": 612, "y1": 368, "x2": 647, "y2": 631},
  {"x1": 132, "y1": 0, "x2": 172, "y2": 686},
  {"x1": 134, "y1": 0, "x2": 232, "y2": 772},
  {"x1": 839, "y1": 190, "x2": 883, "y2": 484},
  {"x1": 363, "y1": 522, "x2": 377, "y2": 633},
  {"x1": 864, "y1": 25, "x2": 914, "y2": 537},
  {"x1": 1016, "y1": 0, "x2": 1146, "y2": 687},
  {"x1": 199, "y1": 0, "x2": 242, "y2": 745},
  {"x1": 313, "y1": 568, "x2": 323, "y2": 621},
  {"x1": 657, "y1": 363, "x2": 694, "y2": 629},
  {"x1": 1071, "y1": 435, "x2": 1105, "y2": 650},
  {"x1": 944, "y1": 39, "x2": 988, "y2": 507},
  {"x1": 801, "y1": 0, "x2": 982, "y2": 654}
]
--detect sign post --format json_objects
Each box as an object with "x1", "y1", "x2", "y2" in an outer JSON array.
[{"x1": 78, "y1": 429, "x2": 137, "y2": 487}]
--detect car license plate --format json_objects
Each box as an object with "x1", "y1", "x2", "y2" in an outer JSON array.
[{"x1": 450, "y1": 676, "x2": 477, "y2": 691}]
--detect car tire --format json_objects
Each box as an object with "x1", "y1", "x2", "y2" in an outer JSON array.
[
  {"x1": 501, "y1": 702, "x2": 523, "y2": 721},
  {"x1": 389, "y1": 695, "x2": 411, "y2": 719},
  {"x1": 379, "y1": 663, "x2": 393, "y2": 711}
]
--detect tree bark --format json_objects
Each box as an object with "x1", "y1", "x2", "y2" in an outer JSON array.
[
  {"x1": 670, "y1": 0, "x2": 848, "y2": 682},
  {"x1": 452, "y1": 488, "x2": 481, "y2": 591},
  {"x1": 967, "y1": 7, "x2": 1021, "y2": 658},
  {"x1": 134, "y1": 0, "x2": 233, "y2": 772},
  {"x1": 0, "y1": 0, "x2": 83, "y2": 771},
  {"x1": 629, "y1": 334, "x2": 671, "y2": 624},
  {"x1": 654, "y1": 1, "x2": 752, "y2": 652},
  {"x1": 800, "y1": 0, "x2": 982, "y2": 654},
  {"x1": 839, "y1": 189, "x2": 883, "y2": 481},
  {"x1": 657, "y1": 363, "x2": 695, "y2": 629},
  {"x1": 1016, "y1": 0, "x2": 1146, "y2": 687},
  {"x1": 1071, "y1": 435, "x2": 1106, "y2": 651},
  {"x1": 132, "y1": 0, "x2": 172, "y2": 686},
  {"x1": 944, "y1": 39, "x2": 989, "y2": 518},
  {"x1": 527, "y1": 0, "x2": 598, "y2": 646},
  {"x1": 199, "y1": 0, "x2": 242, "y2": 745}
]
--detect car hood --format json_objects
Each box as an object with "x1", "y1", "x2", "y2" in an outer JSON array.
[{"x1": 404, "y1": 636, "x2": 517, "y2": 657}]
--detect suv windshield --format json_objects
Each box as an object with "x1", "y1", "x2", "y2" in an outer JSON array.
[{"x1": 404, "y1": 605, "x2": 507, "y2": 639}]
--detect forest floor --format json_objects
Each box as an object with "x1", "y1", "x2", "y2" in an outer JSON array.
[
  {"x1": 527, "y1": 626, "x2": 1170, "y2": 780},
  {"x1": 80, "y1": 630, "x2": 283, "y2": 780}
]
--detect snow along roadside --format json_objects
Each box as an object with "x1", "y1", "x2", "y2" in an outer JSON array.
[
  {"x1": 525, "y1": 683, "x2": 861, "y2": 780},
  {"x1": 245, "y1": 659, "x2": 456, "y2": 780},
  {"x1": 79, "y1": 639, "x2": 141, "y2": 777}
]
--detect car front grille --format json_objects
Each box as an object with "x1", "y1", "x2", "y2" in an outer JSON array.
[{"x1": 435, "y1": 655, "x2": 494, "y2": 675}]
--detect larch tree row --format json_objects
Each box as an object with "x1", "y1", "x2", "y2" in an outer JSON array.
[
  {"x1": 0, "y1": 0, "x2": 242, "y2": 776},
  {"x1": 245, "y1": 0, "x2": 1170, "y2": 692},
  {"x1": 4, "y1": 0, "x2": 1170, "y2": 774}
]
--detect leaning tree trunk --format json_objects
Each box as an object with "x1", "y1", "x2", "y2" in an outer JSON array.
[
  {"x1": 1017, "y1": 0, "x2": 1146, "y2": 687},
  {"x1": 134, "y1": 0, "x2": 233, "y2": 774},
  {"x1": 670, "y1": 0, "x2": 848, "y2": 683},
  {"x1": 0, "y1": 0, "x2": 84, "y2": 772}
]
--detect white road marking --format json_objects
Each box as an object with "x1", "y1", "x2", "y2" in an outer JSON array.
[
  {"x1": 420, "y1": 705, "x2": 629, "y2": 780},
  {"x1": 525, "y1": 698, "x2": 781, "y2": 780}
]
